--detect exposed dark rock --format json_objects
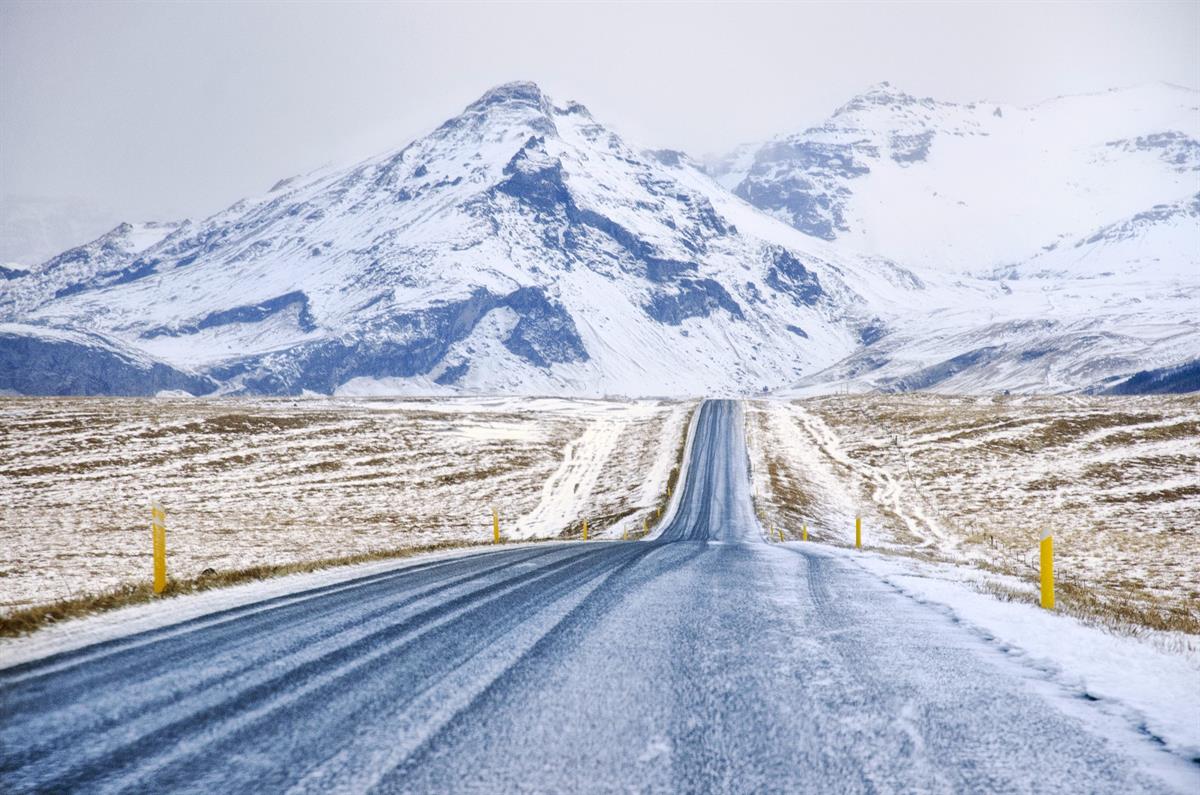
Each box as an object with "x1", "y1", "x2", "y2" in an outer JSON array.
[
  {"x1": 215, "y1": 286, "x2": 587, "y2": 395},
  {"x1": 501, "y1": 287, "x2": 589, "y2": 368},
  {"x1": 1106, "y1": 359, "x2": 1200, "y2": 394},
  {"x1": 765, "y1": 247, "x2": 823, "y2": 306},
  {"x1": 879, "y1": 347, "x2": 1002, "y2": 391},
  {"x1": 434, "y1": 362, "x2": 470, "y2": 385},
  {"x1": 141, "y1": 291, "x2": 318, "y2": 339},
  {"x1": 858, "y1": 321, "x2": 888, "y2": 346},
  {"x1": 1106, "y1": 131, "x2": 1200, "y2": 172},
  {"x1": 644, "y1": 278, "x2": 744, "y2": 325},
  {"x1": 890, "y1": 130, "x2": 934, "y2": 164},
  {"x1": 0, "y1": 327, "x2": 217, "y2": 396}
]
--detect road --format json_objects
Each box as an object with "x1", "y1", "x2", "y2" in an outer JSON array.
[{"x1": 0, "y1": 400, "x2": 1182, "y2": 793}]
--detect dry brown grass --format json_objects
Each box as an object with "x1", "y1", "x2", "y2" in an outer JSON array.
[
  {"x1": 1, "y1": 396, "x2": 689, "y2": 627},
  {"x1": 975, "y1": 574, "x2": 1200, "y2": 636},
  {"x1": 1, "y1": 396, "x2": 686, "y2": 616},
  {"x1": 749, "y1": 407, "x2": 816, "y2": 541}
]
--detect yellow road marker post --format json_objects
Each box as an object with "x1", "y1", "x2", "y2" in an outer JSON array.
[
  {"x1": 623, "y1": 525, "x2": 628, "y2": 540},
  {"x1": 492, "y1": 507, "x2": 500, "y2": 544},
  {"x1": 855, "y1": 515, "x2": 862, "y2": 549},
  {"x1": 802, "y1": 523, "x2": 808, "y2": 542},
  {"x1": 582, "y1": 517, "x2": 588, "y2": 541},
  {"x1": 1040, "y1": 531, "x2": 1055, "y2": 609},
  {"x1": 150, "y1": 502, "x2": 167, "y2": 594},
  {"x1": 779, "y1": 527, "x2": 785, "y2": 542},
  {"x1": 643, "y1": 517, "x2": 648, "y2": 537}
]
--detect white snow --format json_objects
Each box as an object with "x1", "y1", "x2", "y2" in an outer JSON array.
[
  {"x1": 3, "y1": 81, "x2": 930, "y2": 397},
  {"x1": 710, "y1": 82, "x2": 1200, "y2": 394},
  {"x1": 5, "y1": 82, "x2": 1195, "y2": 396},
  {"x1": 512, "y1": 414, "x2": 623, "y2": 538}
]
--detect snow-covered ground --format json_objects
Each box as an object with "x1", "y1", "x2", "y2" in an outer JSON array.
[
  {"x1": 0, "y1": 396, "x2": 689, "y2": 616},
  {"x1": 745, "y1": 395, "x2": 1200, "y2": 632},
  {"x1": 820, "y1": 544, "x2": 1200, "y2": 769}
]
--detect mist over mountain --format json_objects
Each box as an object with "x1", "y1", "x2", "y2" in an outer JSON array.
[
  {"x1": 0, "y1": 195, "x2": 124, "y2": 269},
  {"x1": 707, "y1": 81, "x2": 1198, "y2": 274},
  {"x1": 708, "y1": 81, "x2": 1199, "y2": 394}
]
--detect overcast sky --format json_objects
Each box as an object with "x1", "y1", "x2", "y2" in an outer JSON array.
[{"x1": 2, "y1": 0, "x2": 1197, "y2": 260}]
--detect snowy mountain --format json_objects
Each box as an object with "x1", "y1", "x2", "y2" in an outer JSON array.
[
  {"x1": 0, "y1": 322, "x2": 215, "y2": 396},
  {"x1": 711, "y1": 82, "x2": 1200, "y2": 394},
  {"x1": 709, "y1": 81, "x2": 1199, "y2": 272},
  {"x1": 0, "y1": 82, "x2": 923, "y2": 397},
  {"x1": 2, "y1": 80, "x2": 1196, "y2": 397}
]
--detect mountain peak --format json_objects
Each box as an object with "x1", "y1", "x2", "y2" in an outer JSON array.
[
  {"x1": 468, "y1": 80, "x2": 552, "y2": 112},
  {"x1": 833, "y1": 82, "x2": 933, "y2": 117},
  {"x1": 436, "y1": 80, "x2": 560, "y2": 140}
]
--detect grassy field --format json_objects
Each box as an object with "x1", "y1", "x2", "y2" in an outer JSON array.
[
  {"x1": 746, "y1": 395, "x2": 1200, "y2": 636},
  {"x1": 0, "y1": 396, "x2": 687, "y2": 627}
]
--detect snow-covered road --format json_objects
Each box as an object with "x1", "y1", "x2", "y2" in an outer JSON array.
[{"x1": 0, "y1": 401, "x2": 1193, "y2": 793}]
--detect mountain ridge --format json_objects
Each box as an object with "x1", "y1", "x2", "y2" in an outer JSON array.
[
  {"x1": 2, "y1": 80, "x2": 1196, "y2": 397},
  {"x1": 1, "y1": 81, "x2": 915, "y2": 396}
]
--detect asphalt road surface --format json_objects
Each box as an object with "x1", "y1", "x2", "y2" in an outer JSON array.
[{"x1": 0, "y1": 400, "x2": 1181, "y2": 793}]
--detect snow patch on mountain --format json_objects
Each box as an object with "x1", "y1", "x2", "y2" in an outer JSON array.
[
  {"x1": 713, "y1": 82, "x2": 1200, "y2": 395},
  {"x1": 1, "y1": 221, "x2": 188, "y2": 316}
]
